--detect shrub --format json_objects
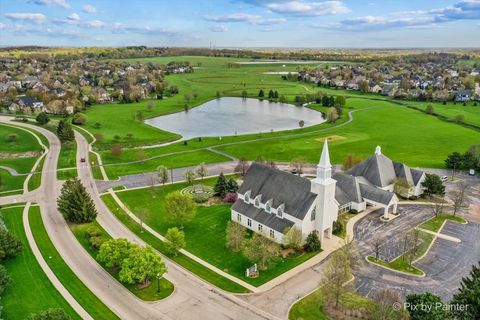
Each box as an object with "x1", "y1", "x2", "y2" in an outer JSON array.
[
  {"x1": 26, "y1": 308, "x2": 71, "y2": 320},
  {"x1": 332, "y1": 220, "x2": 343, "y2": 236},
  {"x1": 0, "y1": 228, "x2": 23, "y2": 261},
  {"x1": 5, "y1": 133, "x2": 17, "y2": 142},
  {"x1": 223, "y1": 192, "x2": 238, "y2": 203},
  {"x1": 35, "y1": 112, "x2": 50, "y2": 125},
  {"x1": 409, "y1": 195, "x2": 418, "y2": 201},
  {"x1": 89, "y1": 236, "x2": 106, "y2": 250},
  {"x1": 0, "y1": 264, "x2": 11, "y2": 295},
  {"x1": 304, "y1": 232, "x2": 321, "y2": 252},
  {"x1": 349, "y1": 209, "x2": 359, "y2": 214},
  {"x1": 72, "y1": 113, "x2": 87, "y2": 125},
  {"x1": 85, "y1": 226, "x2": 102, "y2": 239}
]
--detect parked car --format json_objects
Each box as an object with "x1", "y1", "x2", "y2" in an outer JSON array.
[
  {"x1": 441, "y1": 175, "x2": 448, "y2": 182},
  {"x1": 80, "y1": 157, "x2": 86, "y2": 163},
  {"x1": 469, "y1": 169, "x2": 476, "y2": 176}
]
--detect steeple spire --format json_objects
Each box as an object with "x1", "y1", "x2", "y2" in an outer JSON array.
[{"x1": 316, "y1": 139, "x2": 332, "y2": 181}]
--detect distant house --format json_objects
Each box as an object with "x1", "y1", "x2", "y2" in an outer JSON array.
[
  {"x1": 16, "y1": 95, "x2": 45, "y2": 112},
  {"x1": 454, "y1": 90, "x2": 471, "y2": 102},
  {"x1": 381, "y1": 84, "x2": 397, "y2": 96}
]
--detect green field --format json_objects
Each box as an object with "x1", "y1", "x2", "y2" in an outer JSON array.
[
  {"x1": 114, "y1": 178, "x2": 318, "y2": 286},
  {"x1": 69, "y1": 220, "x2": 174, "y2": 301},
  {"x1": 0, "y1": 168, "x2": 25, "y2": 194},
  {"x1": 0, "y1": 124, "x2": 41, "y2": 153},
  {"x1": 419, "y1": 214, "x2": 467, "y2": 232},
  {"x1": 29, "y1": 206, "x2": 119, "y2": 320},
  {"x1": 1, "y1": 206, "x2": 80, "y2": 319}
]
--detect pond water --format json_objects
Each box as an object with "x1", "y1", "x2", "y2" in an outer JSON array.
[{"x1": 145, "y1": 97, "x2": 325, "y2": 140}]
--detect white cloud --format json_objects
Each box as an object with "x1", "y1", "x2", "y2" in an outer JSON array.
[
  {"x1": 209, "y1": 24, "x2": 229, "y2": 32},
  {"x1": 0, "y1": 22, "x2": 6, "y2": 30},
  {"x1": 4, "y1": 13, "x2": 47, "y2": 24},
  {"x1": 204, "y1": 13, "x2": 286, "y2": 25},
  {"x1": 82, "y1": 4, "x2": 97, "y2": 13},
  {"x1": 25, "y1": 0, "x2": 70, "y2": 9},
  {"x1": 67, "y1": 13, "x2": 80, "y2": 21},
  {"x1": 248, "y1": 1, "x2": 350, "y2": 16},
  {"x1": 83, "y1": 20, "x2": 105, "y2": 28}
]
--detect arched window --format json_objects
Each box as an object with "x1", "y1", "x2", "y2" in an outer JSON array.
[
  {"x1": 311, "y1": 207, "x2": 316, "y2": 221},
  {"x1": 255, "y1": 197, "x2": 260, "y2": 207},
  {"x1": 244, "y1": 191, "x2": 250, "y2": 202},
  {"x1": 277, "y1": 206, "x2": 283, "y2": 218},
  {"x1": 265, "y1": 202, "x2": 271, "y2": 213}
]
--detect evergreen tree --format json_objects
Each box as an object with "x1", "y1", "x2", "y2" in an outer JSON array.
[
  {"x1": 57, "y1": 178, "x2": 98, "y2": 223},
  {"x1": 56, "y1": 119, "x2": 74, "y2": 143},
  {"x1": 258, "y1": 89, "x2": 264, "y2": 98},
  {"x1": 214, "y1": 173, "x2": 228, "y2": 197},
  {"x1": 450, "y1": 262, "x2": 480, "y2": 319},
  {"x1": 304, "y1": 232, "x2": 321, "y2": 252},
  {"x1": 268, "y1": 89, "x2": 274, "y2": 99},
  {"x1": 445, "y1": 152, "x2": 464, "y2": 170},
  {"x1": 421, "y1": 174, "x2": 445, "y2": 197},
  {"x1": 226, "y1": 178, "x2": 239, "y2": 194},
  {"x1": 0, "y1": 228, "x2": 22, "y2": 261},
  {"x1": 273, "y1": 91, "x2": 279, "y2": 99},
  {"x1": 35, "y1": 112, "x2": 50, "y2": 125},
  {"x1": 406, "y1": 292, "x2": 448, "y2": 320}
]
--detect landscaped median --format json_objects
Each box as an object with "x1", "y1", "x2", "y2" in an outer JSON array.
[
  {"x1": 28, "y1": 206, "x2": 119, "y2": 320},
  {"x1": 418, "y1": 214, "x2": 467, "y2": 232}
]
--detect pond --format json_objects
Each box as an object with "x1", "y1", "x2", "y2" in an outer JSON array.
[{"x1": 145, "y1": 97, "x2": 325, "y2": 140}]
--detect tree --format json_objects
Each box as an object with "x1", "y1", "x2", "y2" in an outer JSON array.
[
  {"x1": 157, "y1": 165, "x2": 169, "y2": 185},
  {"x1": 0, "y1": 228, "x2": 23, "y2": 261},
  {"x1": 97, "y1": 238, "x2": 135, "y2": 268},
  {"x1": 406, "y1": 292, "x2": 448, "y2": 320},
  {"x1": 359, "y1": 80, "x2": 369, "y2": 93},
  {"x1": 430, "y1": 197, "x2": 445, "y2": 218},
  {"x1": 341, "y1": 153, "x2": 362, "y2": 171},
  {"x1": 147, "y1": 101, "x2": 155, "y2": 110},
  {"x1": 425, "y1": 104, "x2": 435, "y2": 115},
  {"x1": 72, "y1": 113, "x2": 87, "y2": 125},
  {"x1": 165, "y1": 227, "x2": 186, "y2": 256},
  {"x1": 136, "y1": 208, "x2": 148, "y2": 231},
  {"x1": 371, "y1": 288, "x2": 404, "y2": 320},
  {"x1": 56, "y1": 119, "x2": 74, "y2": 143},
  {"x1": 214, "y1": 173, "x2": 228, "y2": 197},
  {"x1": 0, "y1": 264, "x2": 11, "y2": 295},
  {"x1": 321, "y1": 249, "x2": 352, "y2": 308},
  {"x1": 57, "y1": 178, "x2": 97, "y2": 223},
  {"x1": 196, "y1": 162, "x2": 208, "y2": 183},
  {"x1": 234, "y1": 157, "x2": 249, "y2": 176},
  {"x1": 455, "y1": 114, "x2": 465, "y2": 124},
  {"x1": 407, "y1": 228, "x2": 421, "y2": 267},
  {"x1": 335, "y1": 95, "x2": 346, "y2": 106},
  {"x1": 450, "y1": 262, "x2": 480, "y2": 320},
  {"x1": 371, "y1": 236, "x2": 383, "y2": 260},
  {"x1": 451, "y1": 182, "x2": 469, "y2": 216},
  {"x1": 421, "y1": 174, "x2": 445, "y2": 197},
  {"x1": 340, "y1": 238, "x2": 362, "y2": 271},
  {"x1": 226, "y1": 178, "x2": 239, "y2": 194},
  {"x1": 35, "y1": 112, "x2": 50, "y2": 125},
  {"x1": 164, "y1": 191, "x2": 196, "y2": 228},
  {"x1": 26, "y1": 308, "x2": 71, "y2": 320},
  {"x1": 258, "y1": 89, "x2": 264, "y2": 98},
  {"x1": 226, "y1": 221, "x2": 247, "y2": 252},
  {"x1": 119, "y1": 246, "x2": 167, "y2": 285},
  {"x1": 394, "y1": 178, "x2": 412, "y2": 198},
  {"x1": 304, "y1": 232, "x2": 321, "y2": 252},
  {"x1": 111, "y1": 144, "x2": 122, "y2": 158},
  {"x1": 326, "y1": 107, "x2": 339, "y2": 123},
  {"x1": 183, "y1": 170, "x2": 196, "y2": 185},
  {"x1": 291, "y1": 156, "x2": 305, "y2": 174},
  {"x1": 241, "y1": 90, "x2": 247, "y2": 99},
  {"x1": 283, "y1": 226, "x2": 303, "y2": 250},
  {"x1": 242, "y1": 233, "x2": 280, "y2": 270},
  {"x1": 445, "y1": 151, "x2": 464, "y2": 171}
]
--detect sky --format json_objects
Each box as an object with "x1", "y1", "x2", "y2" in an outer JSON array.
[{"x1": 0, "y1": 0, "x2": 479, "y2": 48}]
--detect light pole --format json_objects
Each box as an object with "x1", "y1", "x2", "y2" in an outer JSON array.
[{"x1": 156, "y1": 273, "x2": 161, "y2": 293}]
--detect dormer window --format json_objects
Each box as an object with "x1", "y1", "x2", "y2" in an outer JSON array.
[
  {"x1": 265, "y1": 202, "x2": 271, "y2": 213},
  {"x1": 277, "y1": 206, "x2": 284, "y2": 218},
  {"x1": 244, "y1": 191, "x2": 251, "y2": 203},
  {"x1": 254, "y1": 195, "x2": 262, "y2": 208}
]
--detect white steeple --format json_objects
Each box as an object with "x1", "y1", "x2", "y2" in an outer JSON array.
[
  {"x1": 316, "y1": 139, "x2": 332, "y2": 181},
  {"x1": 375, "y1": 145, "x2": 382, "y2": 156}
]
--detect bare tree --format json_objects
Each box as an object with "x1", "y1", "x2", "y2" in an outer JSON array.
[
  {"x1": 371, "y1": 237, "x2": 383, "y2": 260},
  {"x1": 431, "y1": 196, "x2": 445, "y2": 218},
  {"x1": 321, "y1": 249, "x2": 352, "y2": 309},
  {"x1": 196, "y1": 162, "x2": 208, "y2": 185},
  {"x1": 157, "y1": 165, "x2": 169, "y2": 185},
  {"x1": 291, "y1": 156, "x2": 305, "y2": 174},
  {"x1": 407, "y1": 228, "x2": 421, "y2": 267},
  {"x1": 136, "y1": 208, "x2": 148, "y2": 232},
  {"x1": 371, "y1": 288, "x2": 404, "y2": 320},
  {"x1": 340, "y1": 237, "x2": 363, "y2": 271},
  {"x1": 184, "y1": 170, "x2": 196, "y2": 185},
  {"x1": 451, "y1": 182, "x2": 469, "y2": 216},
  {"x1": 146, "y1": 176, "x2": 156, "y2": 196},
  {"x1": 234, "y1": 157, "x2": 249, "y2": 176}
]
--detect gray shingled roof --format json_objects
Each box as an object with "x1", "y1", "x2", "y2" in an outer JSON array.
[
  {"x1": 333, "y1": 172, "x2": 362, "y2": 204},
  {"x1": 359, "y1": 183, "x2": 395, "y2": 205},
  {"x1": 393, "y1": 161, "x2": 414, "y2": 186},
  {"x1": 237, "y1": 163, "x2": 316, "y2": 220},
  {"x1": 348, "y1": 154, "x2": 396, "y2": 187},
  {"x1": 411, "y1": 168, "x2": 424, "y2": 185},
  {"x1": 232, "y1": 201, "x2": 294, "y2": 233}
]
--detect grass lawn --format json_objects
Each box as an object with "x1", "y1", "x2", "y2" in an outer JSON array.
[
  {"x1": 28, "y1": 154, "x2": 45, "y2": 191},
  {"x1": 69, "y1": 220, "x2": 174, "y2": 301},
  {"x1": 419, "y1": 214, "x2": 467, "y2": 232},
  {"x1": 57, "y1": 140, "x2": 78, "y2": 180},
  {"x1": 0, "y1": 168, "x2": 25, "y2": 194},
  {"x1": 29, "y1": 206, "x2": 119, "y2": 320},
  {"x1": 102, "y1": 149, "x2": 230, "y2": 179},
  {"x1": 114, "y1": 178, "x2": 319, "y2": 286},
  {"x1": 0, "y1": 123, "x2": 41, "y2": 153},
  {"x1": 89, "y1": 151, "x2": 104, "y2": 180},
  {"x1": 101, "y1": 193, "x2": 250, "y2": 293},
  {"x1": 289, "y1": 287, "x2": 373, "y2": 320},
  {"x1": 1, "y1": 206, "x2": 80, "y2": 320}
]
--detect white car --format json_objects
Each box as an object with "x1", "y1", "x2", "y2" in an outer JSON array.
[{"x1": 441, "y1": 176, "x2": 448, "y2": 182}]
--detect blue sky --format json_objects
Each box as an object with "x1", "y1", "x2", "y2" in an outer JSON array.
[{"x1": 0, "y1": 0, "x2": 479, "y2": 47}]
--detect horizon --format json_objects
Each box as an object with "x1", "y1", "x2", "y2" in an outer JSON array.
[{"x1": 0, "y1": 0, "x2": 479, "y2": 48}]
